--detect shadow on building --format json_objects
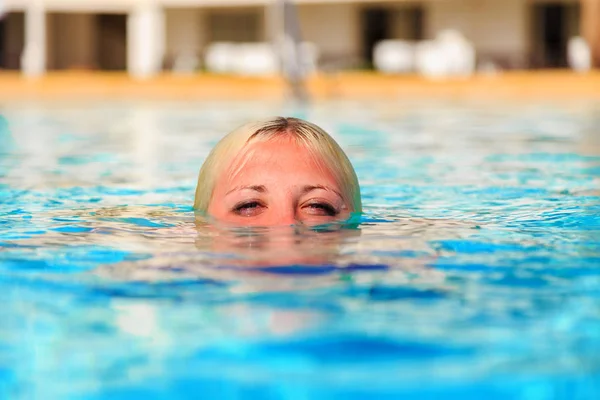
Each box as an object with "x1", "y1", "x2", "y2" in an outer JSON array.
[
  {"x1": 531, "y1": 2, "x2": 581, "y2": 68},
  {"x1": 361, "y1": 5, "x2": 424, "y2": 68}
]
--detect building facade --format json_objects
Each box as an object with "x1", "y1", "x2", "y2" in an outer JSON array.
[{"x1": 0, "y1": 0, "x2": 598, "y2": 77}]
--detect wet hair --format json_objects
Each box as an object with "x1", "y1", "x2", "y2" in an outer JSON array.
[{"x1": 194, "y1": 117, "x2": 361, "y2": 213}]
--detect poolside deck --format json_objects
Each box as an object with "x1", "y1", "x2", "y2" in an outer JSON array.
[{"x1": 1, "y1": 71, "x2": 600, "y2": 102}]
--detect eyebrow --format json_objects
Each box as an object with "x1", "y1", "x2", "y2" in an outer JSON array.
[
  {"x1": 225, "y1": 184, "x2": 343, "y2": 198},
  {"x1": 302, "y1": 185, "x2": 343, "y2": 199},
  {"x1": 226, "y1": 185, "x2": 267, "y2": 195}
]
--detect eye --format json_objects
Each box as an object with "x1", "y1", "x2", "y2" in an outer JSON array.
[
  {"x1": 233, "y1": 201, "x2": 265, "y2": 217},
  {"x1": 303, "y1": 202, "x2": 338, "y2": 217}
]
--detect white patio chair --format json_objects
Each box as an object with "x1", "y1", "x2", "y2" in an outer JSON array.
[
  {"x1": 437, "y1": 30, "x2": 476, "y2": 77},
  {"x1": 204, "y1": 42, "x2": 236, "y2": 74},
  {"x1": 567, "y1": 36, "x2": 591, "y2": 73},
  {"x1": 233, "y1": 43, "x2": 279, "y2": 76},
  {"x1": 172, "y1": 50, "x2": 200, "y2": 75},
  {"x1": 415, "y1": 40, "x2": 447, "y2": 79},
  {"x1": 373, "y1": 40, "x2": 415, "y2": 74}
]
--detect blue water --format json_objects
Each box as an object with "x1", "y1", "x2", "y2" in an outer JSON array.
[{"x1": 1, "y1": 100, "x2": 599, "y2": 399}]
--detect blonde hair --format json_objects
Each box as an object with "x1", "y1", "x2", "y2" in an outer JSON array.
[{"x1": 194, "y1": 117, "x2": 361, "y2": 213}]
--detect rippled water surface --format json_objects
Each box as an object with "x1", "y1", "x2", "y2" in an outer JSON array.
[{"x1": 1, "y1": 100, "x2": 599, "y2": 399}]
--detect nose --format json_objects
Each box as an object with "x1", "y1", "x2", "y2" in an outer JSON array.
[{"x1": 266, "y1": 206, "x2": 298, "y2": 226}]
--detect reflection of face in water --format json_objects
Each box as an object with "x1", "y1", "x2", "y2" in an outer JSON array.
[{"x1": 194, "y1": 220, "x2": 361, "y2": 268}]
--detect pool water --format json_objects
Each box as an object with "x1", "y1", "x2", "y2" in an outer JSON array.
[{"x1": 1, "y1": 100, "x2": 599, "y2": 399}]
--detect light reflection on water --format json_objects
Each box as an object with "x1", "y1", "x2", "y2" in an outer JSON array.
[{"x1": 0, "y1": 100, "x2": 599, "y2": 398}]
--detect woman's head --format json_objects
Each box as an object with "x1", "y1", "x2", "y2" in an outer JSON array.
[{"x1": 194, "y1": 117, "x2": 361, "y2": 226}]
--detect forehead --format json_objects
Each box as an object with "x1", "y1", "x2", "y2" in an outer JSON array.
[{"x1": 223, "y1": 136, "x2": 337, "y2": 185}]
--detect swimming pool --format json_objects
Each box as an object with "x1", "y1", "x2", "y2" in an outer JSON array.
[{"x1": 1, "y1": 99, "x2": 599, "y2": 399}]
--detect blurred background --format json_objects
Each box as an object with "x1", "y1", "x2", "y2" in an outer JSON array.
[
  {"x1": 0, "y1": 0, "x2": 599, "y2": 99},
  {"x1": 1, "y1": 2, "x2": 600, "y2": 398}
]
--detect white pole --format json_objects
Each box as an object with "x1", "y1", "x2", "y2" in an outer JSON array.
[
  {"x1": 22, "y1": 0, "x2": 46, "y2": 78},
  {"x1": 127, "y1": 0, "x2": 165, "y2": 80}
]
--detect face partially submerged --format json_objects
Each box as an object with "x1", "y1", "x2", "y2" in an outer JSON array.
[{"x1": 208, "y1": 137, "x2": 351, "y2": 226}]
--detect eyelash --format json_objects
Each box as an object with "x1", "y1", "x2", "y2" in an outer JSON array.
[
  {"x1": 231, "y1": 201, "x2": 338, "y2": 217},
  {"x1": 233, "y1": 201, "x2": 264, "y2": 213},
  {"x1": 306, "y1": 202, "x2": 338, "y2": 216}
]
